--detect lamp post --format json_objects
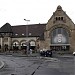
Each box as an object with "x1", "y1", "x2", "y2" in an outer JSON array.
[
  {"x1": 24, "y1": 19, "x2": 30, "y2": 55},
  {"x1": 24, "y1": 19, "x2": 30, "y2": 37}
]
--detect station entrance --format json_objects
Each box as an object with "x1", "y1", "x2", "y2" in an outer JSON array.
[
  {"x1": 50, "y1": 45, "x2": 70, "y2": 51},
  {"x1": 50, "y1": 27, "x2": 70, "y2": 51}
]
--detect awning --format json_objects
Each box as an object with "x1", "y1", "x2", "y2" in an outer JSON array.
[{"x1": 50, "y1": 44, "x2": 70, "y2": 46}]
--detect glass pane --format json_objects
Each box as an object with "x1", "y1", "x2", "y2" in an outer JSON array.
[
  {"x1": 51, "y1": 28, "x2": 69, "y2": 44},
  {"x1": 58, "y1": 28, "x2": 61, "y2": 34}
]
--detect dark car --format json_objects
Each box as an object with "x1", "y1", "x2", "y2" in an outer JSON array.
[
  {"x1": 40, "y1": 50, "x2": 52, "y2": 57},
  {"x1": 45, "y1": 50, "x2": 52, "y2": 57}
]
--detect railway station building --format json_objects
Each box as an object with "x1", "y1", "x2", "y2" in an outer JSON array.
[{"x1": 0, "y1": 5, "x2": 75, "y2": 52}]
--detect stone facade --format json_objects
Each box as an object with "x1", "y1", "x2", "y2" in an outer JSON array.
[
  {"x1": 40, "y1": 5, "x2": 75, "y2": 52},
  {"x1": 0, "y1": 23, "x2": 46, "y2": 52},
  {"x1": 0, "y1": 5, "x2": 75, "y2": 52}
]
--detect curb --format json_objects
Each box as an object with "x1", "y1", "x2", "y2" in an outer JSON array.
[
  {"x1": 40, "y1": 57, "x2": 58, "y2": 60},
  {"x1": 12, "y1": 53, "x2": 40, "y2": 57},
  {"x1": 0, "y1": 60, "x2": 4, "y2": 69},
  {"x1": 12, "y1": 55, "x2": 38, "y2": 57}
]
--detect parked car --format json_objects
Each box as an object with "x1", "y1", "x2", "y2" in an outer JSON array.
[
  {"x1": 40, "y1": 50, "x2": 52, "y2": 57},
  {"x1": 45, "y1": 50, "x2": 52, "y2": 57},
  {"x1": 73, "y1": 52, "x2": 75, "y2": 56}
]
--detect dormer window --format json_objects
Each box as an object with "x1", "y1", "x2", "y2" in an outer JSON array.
[
  {"x1": 29, "y1": 33, "x2": 31, "y2": 36},
  {"x1": 15, "y1": 34, "x2": 18, "y2": 36},
  {"x1": 22, "y1": 34, "x2": 24, "y2": 36}
]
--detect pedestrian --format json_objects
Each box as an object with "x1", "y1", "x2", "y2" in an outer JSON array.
[{"x1": 30, "y1": 49, "x2": 32, "y2": 55}]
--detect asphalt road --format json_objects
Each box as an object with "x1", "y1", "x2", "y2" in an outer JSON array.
[{"x1": 0, "y1": 55, "x2": 75, "y2": 75}]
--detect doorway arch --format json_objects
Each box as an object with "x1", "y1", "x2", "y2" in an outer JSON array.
[{"x1": 50, "y1": 27, "x2": 70, "y2": 51}]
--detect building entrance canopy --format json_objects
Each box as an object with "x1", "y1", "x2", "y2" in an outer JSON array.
[
  {"x1": 50, "y1": 44, "x2": 70, "y2": 51},
  {"x1": 50, "y1": 44, "x2": 70, "y2": 46}
]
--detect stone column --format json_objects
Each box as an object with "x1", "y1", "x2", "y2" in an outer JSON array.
[
  {"x1": 8, "y1": 37, "x2": 12, "y2": 50},
  {"x1": 1, "y1": 37, "x2": 4, "y2": 51},
  {"x1": 1, "y1": 38, "x2": 3, "y2": 47}
]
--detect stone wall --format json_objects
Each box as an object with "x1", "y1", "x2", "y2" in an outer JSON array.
[{"x1": 40, "y1": 6, "x2": 75, "y2": 52}]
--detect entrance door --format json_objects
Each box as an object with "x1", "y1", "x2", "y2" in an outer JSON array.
[
  {"x1": 51, "y1": 27, "x2": 70, "y2": 51},
  {"x1": 29, "y1": 41, "x2": 36, "y2": 52}
]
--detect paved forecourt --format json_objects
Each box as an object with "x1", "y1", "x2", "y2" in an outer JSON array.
[{"x1": 0, "y1": 60, "x2": 4, "y2": 69}]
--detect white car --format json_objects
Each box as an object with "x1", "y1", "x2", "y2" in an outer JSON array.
[{"x1": 73, "y1": 52, "x2": 75, "y2": 56}]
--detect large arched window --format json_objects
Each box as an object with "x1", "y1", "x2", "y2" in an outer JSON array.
[
  {"x1": 51, "y1": 28, "x2": 69, "y2": 44},
  {"x1": 20, "y1": 41, "x2": 27, "y2": 50},
  {"x1": 12, "y1": 41, "x2": 19, "y2": 50}
]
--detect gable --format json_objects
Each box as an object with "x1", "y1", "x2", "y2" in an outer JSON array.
[{"x1": 46, "y1": 5, "x2": 75, "y2": 31}]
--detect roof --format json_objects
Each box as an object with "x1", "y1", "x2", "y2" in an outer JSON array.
[
  {"x1": 0, "y1": 23, "x2": 46, "y2": 40},
  {"x1": 11, "y1": 23, "x2": 46, "y2": 38},
  {"x1": 0, "y1": 23, "x2": 12, "y2": 33}
]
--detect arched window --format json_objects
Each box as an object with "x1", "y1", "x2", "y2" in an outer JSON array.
[
  {"x1": 55, "y1": 17, "x2": 63, "y2": 21},
  {"x1": 12, "y1": 41, "x2": 19, "y2": 50},
  {"x1": 51, "y1": 28, "x2": 69, "y2": 44},
  {"x1": 61, "y1": 17, "x2": 63, "y2": 20},
  {"x1": 20, "y1": 41, "x2": 27, "y2": 50},
  {"x1": 58, "y1": 17, "x2": 60, "y2": 20}
]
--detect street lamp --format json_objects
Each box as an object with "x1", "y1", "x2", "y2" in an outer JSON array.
[
  {"x1": 24, "y1": 19, "x2": 30, "y2": 55},
  {"x1": 24, "y1": 19, "x2": 30, "y2": 37},
  {"x1": 24, "y1": 19, "x2": 30, "y2": 23}
]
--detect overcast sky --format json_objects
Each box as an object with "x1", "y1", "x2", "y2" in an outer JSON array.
[{"x1": 0, "y1": 0, "x2": 75, "y2": 27}]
